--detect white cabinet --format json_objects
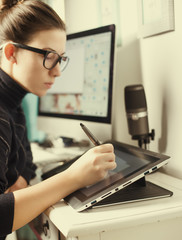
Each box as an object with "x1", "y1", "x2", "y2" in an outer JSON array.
[
  {"x1": 44, "y1": 172, "x2": 182, "y2": 240},
  {"x1": 41, "y1": 213, "x2": 60, "y2": 240},
  {"x1": 15, "y1": 214, "x2": 60, "y2": 240}
]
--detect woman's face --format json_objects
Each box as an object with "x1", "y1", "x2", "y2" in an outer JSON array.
[{"x1": 12, "y1": 28, "x2": 66, "y2": 96}]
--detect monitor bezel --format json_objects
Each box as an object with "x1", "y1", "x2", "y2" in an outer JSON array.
[{"x1": 38, "y1": 24, "x2": 116, "y2": 124}]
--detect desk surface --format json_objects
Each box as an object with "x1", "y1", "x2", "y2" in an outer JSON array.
[
  {"x1": 31, "y1": 142, "x2": 88, "y2": 164},
  {"x1": 44, "y1": 172, "x2": 182, "y2": 239}
]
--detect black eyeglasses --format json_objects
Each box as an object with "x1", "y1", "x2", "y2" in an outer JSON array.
[{"x1": 11, "y1": 42, "x2": 69, "y2": 71}]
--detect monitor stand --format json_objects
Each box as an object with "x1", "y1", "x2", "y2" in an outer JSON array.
[{"x1": 93, "y1": 176, "x2": 173, "y2": 208}]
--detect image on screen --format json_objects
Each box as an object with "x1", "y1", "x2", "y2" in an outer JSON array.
[{"x1": 39, "y1": 25, "x2": 115, "y2": 124}]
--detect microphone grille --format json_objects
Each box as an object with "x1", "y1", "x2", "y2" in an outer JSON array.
[{"x1": 124, "y1": 84, "x2": 147, "y2": 112}]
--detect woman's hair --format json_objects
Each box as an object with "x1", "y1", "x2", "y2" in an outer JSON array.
[{"x1": 0, "y1": 0, "x2": 66, "y2": 45}]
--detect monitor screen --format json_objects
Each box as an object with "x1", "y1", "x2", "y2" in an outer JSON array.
[{"x1": 38, "y1": 25, "x2": 115, "y2": 141}]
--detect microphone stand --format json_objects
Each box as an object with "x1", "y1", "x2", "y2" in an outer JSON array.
[
  {"x1": 132, "y1": 129, "x2": 155, "y2": 150},
  {"x1": 132, "y1": 129, "x2": 155, "y2": 187}
]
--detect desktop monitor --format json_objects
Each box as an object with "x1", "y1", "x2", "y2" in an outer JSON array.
[{"x1": 38, "y1": 24, "x2": 115, "y2": 142}]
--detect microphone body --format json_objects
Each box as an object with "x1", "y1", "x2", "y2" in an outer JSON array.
[{"x1": 124, "y1": 84, "x2": 154, "y2": 148}]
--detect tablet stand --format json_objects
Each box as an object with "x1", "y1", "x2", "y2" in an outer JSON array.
[
  {"x1": 94, "y1": 176, "x2": 173, "y2": 208},
  {"x1": 94, "y1": 135, "x2": 173, "y2": 208}
]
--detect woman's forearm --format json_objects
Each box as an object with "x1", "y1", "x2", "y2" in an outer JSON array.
[
  {"x1": 12, "y1": 169, "x2": 78, "y2": 231},
  {"x1": 12, "y1": 143, "x2": 116, "y2": 231}
]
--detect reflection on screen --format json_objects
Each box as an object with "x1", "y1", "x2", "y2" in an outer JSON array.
[{"x1": 39, "y1": 31, "x2": 112, "y2": 118}]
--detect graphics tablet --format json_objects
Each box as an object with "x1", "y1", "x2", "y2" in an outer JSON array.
[{"x1": 64, "y1": 141, "x2": 170, "y2": 212}]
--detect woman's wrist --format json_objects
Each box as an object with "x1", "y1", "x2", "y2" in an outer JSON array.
[{"x1": 63, "y1": 167, "x2": 83, "y2": 191}]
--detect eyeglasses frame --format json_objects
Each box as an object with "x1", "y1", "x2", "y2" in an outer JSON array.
[{"x1": 4, "y1": 42, "x2": 69, "y2": 71}]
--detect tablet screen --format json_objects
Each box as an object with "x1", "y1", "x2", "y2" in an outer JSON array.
[
  {"x1": 80, "y1": 148, "x2": 152, "y2": 198},
  {"x1": 76, "y1": 145, "x2": 160, "y2": 199}
]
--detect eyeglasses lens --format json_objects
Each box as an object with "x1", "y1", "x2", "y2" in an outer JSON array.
[{"x1": 44, "y1": 52, "x2": 69, "y2": 71}]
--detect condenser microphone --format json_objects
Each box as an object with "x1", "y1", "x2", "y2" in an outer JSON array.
[{"x1": 124, "y1": 84, "x2": 154, "y2": 148}]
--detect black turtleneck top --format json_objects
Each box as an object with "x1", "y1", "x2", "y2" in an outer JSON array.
[{"x1": 0, "y1": 68, "x2": 37, "y2": 239}]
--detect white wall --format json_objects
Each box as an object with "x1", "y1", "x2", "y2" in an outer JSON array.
[
  {"x1": 42, "y1": 0, "x2": 65, "y2": 20},
  {"x1": 64, "y1": 0, "x2": 182, "y2": 179},
  {"x1": 140, "y1": 0, "x2": 182, "y2": 179},
  {"x1": 64, "y1": 0, "x2": 142, "y2": 144}
]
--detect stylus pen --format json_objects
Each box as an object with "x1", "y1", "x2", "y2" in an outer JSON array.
[{"x1": 80, "y1": 123, "x2": 101, "y2": 146}]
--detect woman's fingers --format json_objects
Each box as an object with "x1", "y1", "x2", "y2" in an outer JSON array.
[
  {"x1": 92, "y1": 152, "x2": 116, "y2": 169},
  {"x1": 67, "y1": 143, "x2": 116, "y2": 189},
  {"x1": 93, "y1": 143, "x2": 114, "y2": 153}
]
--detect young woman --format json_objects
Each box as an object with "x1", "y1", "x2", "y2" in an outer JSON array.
[{"x1": 0, "y1": 0, "x2": 116, "y2": 239}]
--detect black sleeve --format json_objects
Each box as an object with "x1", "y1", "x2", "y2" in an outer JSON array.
[
  {"x1": 0, "y1": 115, "x2": 11, "y2": 193},
  {"x1": 0, "y1": 115, "x2": 15, "y2": 237},
  {"x1": 21, "y1": 128, "x2": 37, "y2": 184},
  {"x1": 0, "y1": 192, "x2": 14, "y2": 238}
]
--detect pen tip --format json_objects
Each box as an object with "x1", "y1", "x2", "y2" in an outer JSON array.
[{"x1": 80, "y1": 123, "x2": 83, "y2": 127}]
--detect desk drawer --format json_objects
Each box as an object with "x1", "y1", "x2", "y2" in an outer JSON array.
[{"x1": 16, "y1": 214, "x2": 59, "y2": 240}]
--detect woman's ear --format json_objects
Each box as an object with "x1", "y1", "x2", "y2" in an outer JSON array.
[{"x1": 4, "y1": 43, "x2": 17, "y2": 63}]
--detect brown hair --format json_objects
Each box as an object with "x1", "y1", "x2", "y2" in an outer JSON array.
[{"x1": 0, "y1": 0, "x2": 66, "y2": 45}]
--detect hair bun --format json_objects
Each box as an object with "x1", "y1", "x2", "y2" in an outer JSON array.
[{"x1": 0, "y1": 0, "x2": 24, "y2": 12}]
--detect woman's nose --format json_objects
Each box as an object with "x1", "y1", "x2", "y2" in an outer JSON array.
[{"x1": 51, "y1": 62, "x2": 61, "y2": 77}]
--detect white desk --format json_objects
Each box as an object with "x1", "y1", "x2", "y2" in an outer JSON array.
[
  {"x1": 43, "y1": 172, "x2": 182, "y2": 240},
  {"x1": 31, "y1": 142, "x2": 87, "y2": 164},
  {"x1": 31, "y1": 145, "x2": 182, "y2": 240}
]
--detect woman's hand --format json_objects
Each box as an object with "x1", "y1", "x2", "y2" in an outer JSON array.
[
  {"x1": 5, "y1": 176, "x2": 28, "y2": 193},
  {"x1": 67, "y1": 143, "x2": 116, "y2": 189}
]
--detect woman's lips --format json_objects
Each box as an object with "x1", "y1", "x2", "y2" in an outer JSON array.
[{"x1": 44, "y1": 82, "x2": 53, "y2": 89}]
